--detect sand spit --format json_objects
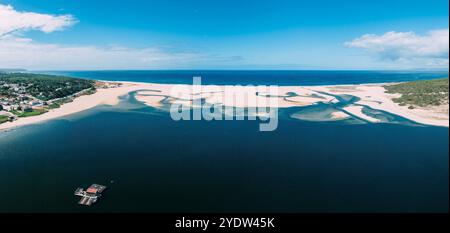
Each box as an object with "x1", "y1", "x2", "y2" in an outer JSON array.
[{"x1": 1, "y1": 81, "x2": 448, "y2": 131}]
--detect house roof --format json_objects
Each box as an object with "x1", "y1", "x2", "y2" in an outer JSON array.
[{"x1": 86, "y1": 188, "x2": 98, "y2": 194}]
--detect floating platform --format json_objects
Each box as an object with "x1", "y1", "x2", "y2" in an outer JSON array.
[{"x1": 74, "y1": 184, "x2": 107, "y2": 206}]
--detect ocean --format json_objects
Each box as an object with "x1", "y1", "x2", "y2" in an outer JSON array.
[
  {"x1": 0, "y1": 71, "x2": 448, "y2": 213},
  {"x1": 40, "y1": 70, "x2": 448, "y2": 85}
]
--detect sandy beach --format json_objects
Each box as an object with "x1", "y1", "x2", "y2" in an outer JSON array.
[
  {"x1": 1, "y1": 81, "x2": 448, "y2": 131},
  {"x1": 0, "y1": 83, "x2": 143, "y2": 131},
  {"x1": 307, "y1": 84, "x2": 449, "y2": 127}
]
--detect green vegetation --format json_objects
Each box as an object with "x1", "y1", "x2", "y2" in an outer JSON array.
[
  {"x1": 0, "y1": 73, "x2": 99, "y2": 125},
  {"x1": 48, "y1": 102, "x2": 61, "y2": 109},
  {"x1": 0, "y1": 115, "x2": 8, "y2": 123},
  {"x1": 14, "y1": 108, "x2": 48, "y2": 118},
  {"x1": 385, "y1": 78, "x2": 449, "y2": 108},
  {"x1": 47, "y1": 97, "x2": 75, "y2": 109},
  {"x1": 84, "y1": 88, "x2": 97, "y2": 95},
  {"x1": 0, "y1": 73, "x2": 95, "y2": 101}
]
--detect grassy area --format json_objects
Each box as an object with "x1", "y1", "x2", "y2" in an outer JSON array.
[
  {"x1": 0, "y1": 115, "x2": 8, "y2": 124},
  {"x1": 48, "y1": 102, "x2": 61, "y2": 109},
  {"x1": 15, "y1": 109, "x2": 48, "y2": 118},
  {"x1": 48, "y1": 96, "x2": 75, "y2": 109},
  {"x1": 385, "y1": 78, "x2": 449, "y2": 109}
]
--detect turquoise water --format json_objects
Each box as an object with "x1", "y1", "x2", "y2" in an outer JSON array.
[{"x1": 0, "y1": 71, "x2": 448, "y2": 212}]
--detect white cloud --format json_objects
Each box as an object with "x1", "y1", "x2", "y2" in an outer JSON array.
[
  {"x1": 0, "y1": 4, "x2": 243, "y2": 70},
  {"x1": 0, "y1": 35, "x2": 243, "y2": 70},
  {"x1": 345, "y1": 29, "x2": 449, "y2": 68},
  {"x1": 0, "y1": 36, "x2": 214, "y2": 70},
  {"x1": 0, "y1": 4, "x2": 76, "y2": 36}
]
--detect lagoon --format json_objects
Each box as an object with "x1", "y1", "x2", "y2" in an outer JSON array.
[
  {"x1": 0, "y1": 96, "x2": 448, "y2": 212},
  {"x1": 0, "y1": 71, "x2": 448, "y2": 213}
]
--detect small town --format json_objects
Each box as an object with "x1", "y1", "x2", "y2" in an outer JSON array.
[{"x1": 0, "y1": 73, "x2": 120, "y2": 124}]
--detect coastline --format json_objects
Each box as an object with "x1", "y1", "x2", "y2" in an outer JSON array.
[
  {"x1": 0, "y1": 82, "x2": 144, "y2": 131},
  {"x1": 1, "y1": 80, "x2": 448, "y2": 131}
]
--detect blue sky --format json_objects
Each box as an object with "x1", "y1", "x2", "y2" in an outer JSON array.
[{"x1": 0, "y1": 0, "x2": 448, "y2": 70}]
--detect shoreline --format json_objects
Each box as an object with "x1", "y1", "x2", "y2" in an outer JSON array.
[{"x1": 0, "y1": 81, "x2": 448, "y2": 131}]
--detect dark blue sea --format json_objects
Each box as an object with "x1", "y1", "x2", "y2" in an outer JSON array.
[
  {"x1": 40, "y1": 70, "x2": 448, "y2": 85},
  {"x1": 0, "y1": 71, "x2": 448, "y2": 213}
]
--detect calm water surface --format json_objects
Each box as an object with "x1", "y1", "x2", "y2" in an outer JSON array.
[
  {"x1": 1, "y1": 71, "x2": 448, "y2": 212},
  {"x1": 0, "y1": 98, "x2": 448, "y2": 213}
]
